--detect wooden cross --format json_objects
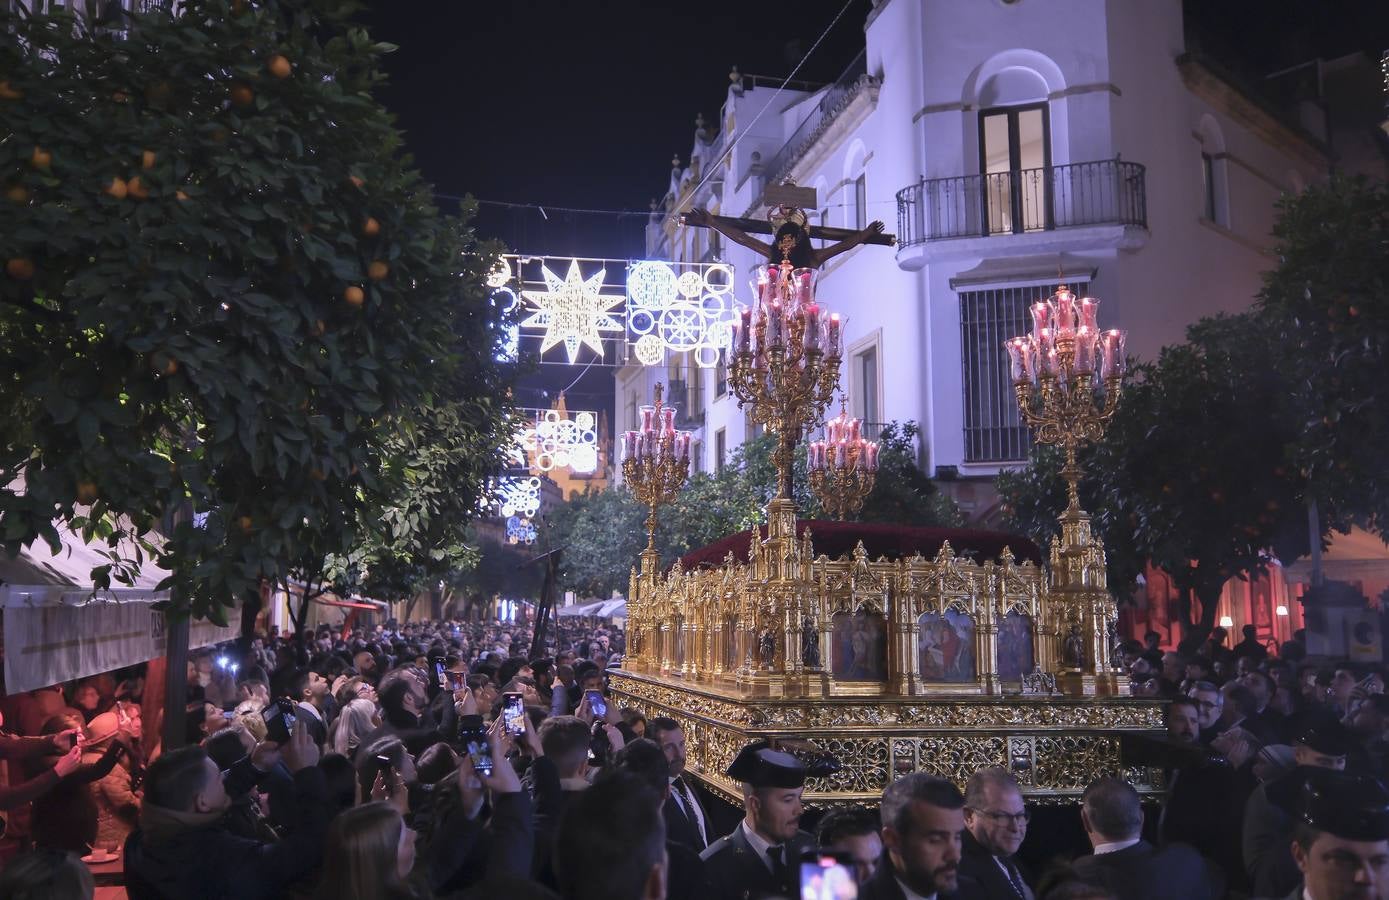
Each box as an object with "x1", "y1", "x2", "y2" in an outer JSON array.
[{"x1": 680, "y1": 183, "x2": 896, "y2": 247}]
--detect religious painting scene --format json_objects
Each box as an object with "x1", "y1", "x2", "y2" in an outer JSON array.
[
  {"x1": 917, "y1": 609, "x2": 977, "y2": 683},
  {"x1": 831, "y1": 610, "x2": 888, "y2": 682},
  {"x1": 998, "y1": 610, "x2": 1037, "y2": 681}
]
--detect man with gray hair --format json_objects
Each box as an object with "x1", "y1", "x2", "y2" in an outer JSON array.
[
  {"x1": 1072, "y1": 777, "x2": 1221, "y2": 900},
  {"x1": 860, "y1": 773, "x2": 979, "y2": 899},
  {"x1": 959, "y1": 767, "x2": 1033, "y2": 899}
]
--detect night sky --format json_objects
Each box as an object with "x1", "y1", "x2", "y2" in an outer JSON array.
[{"x1": 358, "y1": 0, "x2": 1386, "y2": 415}]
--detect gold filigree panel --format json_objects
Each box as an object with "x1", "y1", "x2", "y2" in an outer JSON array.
[
  {"x1": 804, "y1": 737, "x2": 891, "y2": 794},
  {"x1": 1031, "y1": 735, "x2": 1120, "y2": 790}
]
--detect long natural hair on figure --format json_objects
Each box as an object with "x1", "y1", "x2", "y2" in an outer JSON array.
[
  {"x1": 770, "y1": 222, "x2": 816, "y2": 268},
  {"x1": 312, "y1": 802, "x2": 421, "y2": 900}
]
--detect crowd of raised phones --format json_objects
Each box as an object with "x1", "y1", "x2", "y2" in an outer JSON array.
[{"x1": 0, "y1": 617, "x2": 1384, "y2": 900}]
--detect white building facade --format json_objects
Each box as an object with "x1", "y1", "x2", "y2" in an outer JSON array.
[{"x1": 617, "y1": 0, "x2": 1382, "y2": 521}]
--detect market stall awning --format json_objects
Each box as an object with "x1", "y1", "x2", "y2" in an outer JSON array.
[{"x1": 1, "y1": 523, "x2": 236, "y2": 693}]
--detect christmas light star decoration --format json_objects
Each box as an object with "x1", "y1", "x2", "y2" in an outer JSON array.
[
  {"x1": 520, "y1": 259, "x2": 625, "y2": 363},
  {"x1": 625, "y1": 261, "x2": 737, "y2": 368}
]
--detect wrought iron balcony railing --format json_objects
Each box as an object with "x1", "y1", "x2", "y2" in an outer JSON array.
[
  {"x1": 761, "y1": 49, "x2": 876, "y2": 188},
  {"x1": 895, "y1": 158, "x2": 1147, "y2": 247}
]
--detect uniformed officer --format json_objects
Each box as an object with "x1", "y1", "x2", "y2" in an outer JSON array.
[
  {"x1": 700, "y1": 741, "x2": 816, "y2": 900},
  {"x1": 1286, "y1": 770, "x2": 1389, "y2": 900}
]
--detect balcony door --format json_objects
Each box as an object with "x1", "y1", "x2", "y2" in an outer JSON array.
[{"x1": 979, "y1": 104, "x2": 1050, "y2": 235}]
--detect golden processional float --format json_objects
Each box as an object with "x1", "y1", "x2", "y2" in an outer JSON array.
[{"x1": 612, "y1": 259, "x2": 1163, "y2": 808}]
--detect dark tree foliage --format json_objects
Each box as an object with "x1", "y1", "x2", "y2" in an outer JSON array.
[{"x1": 0, "y1": 0, "x2": 515, "y2": 623}]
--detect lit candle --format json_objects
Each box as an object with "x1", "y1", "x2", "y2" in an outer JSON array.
[
  {"x1": 768, "y1": 302, "x2": 785, "y2": 347},
  {"x1": 661, "y1": 406, "x2": 675, "y2": 432},
  {"x1": 1100, "y1": 329, "x2": 1127, "y2": 378},
  {"x1": 827, "y1": 314, "x2": 842, "y2": 355},
  {"x1": 623, "y1": 431, "x2": 637, "y2": 461},
  {"x1": 1044, "y1": 347, "x2": 1060, "y2": 377},
  {"x1": 866, "y1": 443, "x2": 879, "y2": 471},
  {"x1": 739, "y1": 308, "x2": 752, "y2": 353},
  {"x1": 1005, "y1": 337, "x2": 1028, "y2": 383},
  {"x1": 1031, "y1": 301, "x2": 1050, "y2": 339},
  {"x1": 802, "y1": 303, "x2": 820, "y2": 352},
  {"x1": 850, "y1": 418, "x2": 861, "y2": 442},
  {"x1": 1079, "y1": 297, "x2": 1099, "y2": 332},
  {"x1": 1054, "y1": 289, "x2": 1076, "y2": 338},
  {"x1": 1075, "y1": 326, "x2": 1095, "y2": 374},
  {"x1": 640, "y1": 405, "x2": 654, "y2": 432}
]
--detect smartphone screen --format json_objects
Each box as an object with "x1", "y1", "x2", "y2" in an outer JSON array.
[
  {"x1": 462, "y1": 728, "x2": 492, "y2": 776},
  {"x1": 585, "y1": 689, "x2": 607, "y2": 720},
  {"x1": 261, "y1": 698, "x2": 296, "y2": 744},
  {"x1": 456, "y1": 715, "x2": 492, "y2": 776},
  {"x1": 445, "y1": 670, "x2": 466, "y2": 691},
  {"x1": 799, "y1": 852, "x2": 858, "y2": 900},
  {"x1": 502, "y1": 692, "x2": 526, "y2": 736},
  {"x1": 431, "y1": 656, "x2": 447, "y2": 688}
]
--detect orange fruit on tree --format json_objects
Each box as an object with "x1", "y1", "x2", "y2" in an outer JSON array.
[
  {"x1": 367, "y1": 260, "x2": 389, "y2": 281},
  {"x1": 238, "y1": 516, "x2": 254, "y2": 533},
  {"x1": 6, "y1": 258, "x2": 35, "y2": 280},
  {"x1": 127, "y1": 176, "x2": 149, "y2": 200},
  {"x1": 76, "y1": 480, "x2": 99, "y2": 505},
  {"x1": 362, "y1": 216, "x2": 381, "y2": 236},
  {"x1": 5, "y1": 184, "x2": 28, "y2": 204},
  {"x1": 268, "y1": 55, "x2": 292, "y2": 79},
  {"x1": 349, "y1": 175, "x2": 364, "y2": 189},
  {"x1": 0, "y1": 81, "x2": 22, "y2": 100},
  {"x1": 29, "y1": 147, "x2": 51, "y2": 170},
  {"x1": 104, "y1": 177, "x2": 129, "y2": 199},
  {"x1": 175, "y1": 189, "x2": 190, "y2": 201},
  {"x1": 141, "y1": 149, "x2": 157, "y2": 170},
  {"x1": 112, "y1": 90, "x2": 130, "y2": 103},
  {"x1": 344, "y1": 285, "x2": 365, "y2": 306},
  {"x1": 229, "y1": 83, "x2": 254, "y2": 108}
]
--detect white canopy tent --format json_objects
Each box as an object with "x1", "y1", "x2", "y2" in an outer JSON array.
[{"x1": 0, "y1": 524, "x2": 236, "y2": 693}]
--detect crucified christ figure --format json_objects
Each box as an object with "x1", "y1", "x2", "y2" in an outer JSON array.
[{"x1": 684, "y1": 206, "x2": 888, "y2": 270}]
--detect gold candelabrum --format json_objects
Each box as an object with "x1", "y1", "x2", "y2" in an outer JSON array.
[
  {"x1": 620, "y1": 383, "x2": 692, "y2": 556},
  {"x1": 808, "y1": 401, "x2": 879, "y2": 520},
  {"x1": 1006, "y1": 284, "x2": 1127, "y2": 696},
  {"x1": 728, "y1": 260, "x2": 843, "y2": 499}
]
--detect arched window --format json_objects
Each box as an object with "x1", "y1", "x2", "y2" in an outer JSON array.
[
  {"x1": 1196, "y1": 115, "x2": 1228, "y2": 226},
  {"x1": 978, "y1": 68, "x2": 1051, "y2": 235},
  {"x1": 843, "y1": 141, "x2": 868, "y2": 231}
]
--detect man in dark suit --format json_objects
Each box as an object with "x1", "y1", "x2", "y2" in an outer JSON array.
[
  {"x1": 700, "y1": 742, "x2": 815, "y2": 900},
  {"x1": 607, "y1": 738, "x2": 711, "y2": 900},
  {"x1": 861, "y1": 773, "x2": 979, "y2": 900},
  {"x1": 650, "y1": 716, "x2": 711, "y2": 852},
  {"x1": 1282, "y1": 771, "x2": 1389, "y2": 900},
  {"x1": 1072, "y1": 777, "x2": 1222, "y2": 900},
  {"x1": 959, "y1": 768, "x2": 1033, "y2": 900}
]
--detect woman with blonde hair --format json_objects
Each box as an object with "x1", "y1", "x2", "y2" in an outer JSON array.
[
  {"x1": 311, "y1": 801, "x2": 422, "y2": 900},
  {"x1": 231, "y1": 699, "x2": 268, "y2": 742},
  {"x1": 330, "y1": 697, "x2": 381, "y2": 757}
]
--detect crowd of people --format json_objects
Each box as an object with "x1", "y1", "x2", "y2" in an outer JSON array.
[{"x1": 0, "y1": 616, "x2": 1382, "y2": 900}]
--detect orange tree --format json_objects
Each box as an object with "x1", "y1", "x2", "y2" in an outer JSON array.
[
  {"x1": 1256, "y1": 175, "x2": 1389, "y2": 536},
  {"x1": 998, "y1": 313, "x2": 1321, "y2": 650},
  {"x1": 0, "y1": 1, "x2": 515, "y2": 624}
]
